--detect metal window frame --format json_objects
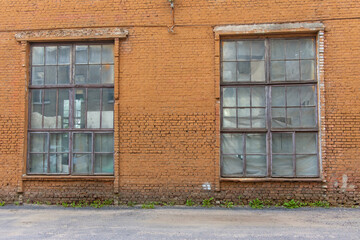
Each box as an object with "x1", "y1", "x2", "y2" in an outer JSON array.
[
  {"x1": 27, "y1": 42, "x2": 114, "y2": 176},
  {"x1": 220, "y1": 37, "x2": 319, "y2": 178}
]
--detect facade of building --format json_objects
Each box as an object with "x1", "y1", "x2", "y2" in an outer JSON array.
[{"x1": 0, "y1": 0, "x2": 359, "y2": 205}]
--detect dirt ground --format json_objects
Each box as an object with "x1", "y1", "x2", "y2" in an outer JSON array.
[{"x1": 0, "y1": 205, "x2": 359, "y2": 240}]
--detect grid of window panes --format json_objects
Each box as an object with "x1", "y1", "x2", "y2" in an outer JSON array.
[
  {"x1": 221, "y1": 38, "x2": 318, "y2": 178},
  {"x1": 28, "y1": 43, "x2": 114, "y2": 175}
]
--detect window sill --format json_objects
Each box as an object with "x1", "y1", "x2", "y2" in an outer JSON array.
[
  {"x1": 22, "y1": 175, "x2": 115, "y2": 182},
  {"x1": 220, "y1": 177, "x2": 324, "y2": 183}
]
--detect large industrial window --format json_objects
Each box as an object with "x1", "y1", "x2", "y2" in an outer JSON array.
[
  {"x1": 221, "y1": 38, "x2": 319, "y2": 178},
  {"x1": 28, "y1": 43, "x2": 114, "y2": 175}
]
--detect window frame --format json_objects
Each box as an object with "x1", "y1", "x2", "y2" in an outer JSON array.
[
  {"x1": 27, "y1": 42, "x2": 115, "y2": 176},
  {"x1": 220, "y1": 36, "x2": 320, "y2": 178}
]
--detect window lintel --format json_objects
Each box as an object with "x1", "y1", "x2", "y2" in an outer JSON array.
[
  {"x1": 214, "y1": 22, "x2": 325, "y2": 37},
  {"x1": 15, "y1": 27, "x2": 128, "y2": 42}
]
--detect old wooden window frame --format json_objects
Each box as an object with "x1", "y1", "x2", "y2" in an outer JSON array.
[
  {"x1": 27, "y1": 42, "x2": 115, "y2": 176},
  {"x1": 220, "y1": 36, "x2": 319, "y2": 178}
]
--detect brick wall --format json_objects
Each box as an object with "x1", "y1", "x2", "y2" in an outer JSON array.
[{"x1": 0, "y1": 0, "x2": 359, "y2": 205}]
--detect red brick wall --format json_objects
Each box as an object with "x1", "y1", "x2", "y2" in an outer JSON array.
[{"x1": 0, "y1": 0, "x2": 359, "y2": 205}]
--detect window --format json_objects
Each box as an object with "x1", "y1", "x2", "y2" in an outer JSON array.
[
  {"x1": 28, "y1": 43, "x2": 114, "y2": 175},
  {"x1": 221, "y1": 38, "x2": 319, "y2": 178}
]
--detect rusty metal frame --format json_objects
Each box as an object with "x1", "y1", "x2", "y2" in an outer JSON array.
[
  {"x1": 27, "y1": 42, "x2": 114, "y2": 176},
  {"x1": 220, "y1": 37, "x2": 319, "y2": 178}
]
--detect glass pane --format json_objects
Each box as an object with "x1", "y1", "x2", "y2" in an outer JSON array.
[
  {"x1": 246, "y1": 155, "x2": 266, "y2": 176},
  {"x1": 32, "y1": 66, "x2": 44, "y2": 85},
  {"x1": 222, "y1": 62, "x2": 236, "y2": 82},
  {"x1": 75, "y1": 65, "x2": 88, "y2": 84},
  {"x1": 221, "y1": 134, "x2": 243, "y2": 154},
  {"x1": 251, "y1": 61, "x2": 265, "y2": 82},
  {"x1": 296, "y1": 155, "x2": 318, "y2": 176},
  {"x1": 252, "y1": 87, "x2": 265, "y2": 107},
  {"x1": 296, "y1": 133, "x2": 317, "y2": 154},
  {"x1": 102, "y1": 65, "x2": 114, "y2": 84},
  {"x1": 271, "y1": 87, "x2": 285, "y2": 107},
  {"x1": 223, "y1": 42, "x2": 236, "y2": 61},
  {"x1": 89, "y1": 45, "x2": 101, "y2": 64},
  {"x1": 271, "y1": 108, "x2": 286, "y2": 128},
  {"x1": 271, "y1": 40, "x2": 285, "y2": 60},
  {"x1": 221, "y1": 155, "x2": 244, "y2": 176},
  {"x1": 95, "y1": 154, "x2": 114, "y2": 173},
  {"x1": 272, "y1": 133, "x2": 293, "y2": 154},
  {"x1": 74, "y1": 89, "x2": 86, "y2": 128},
  {"x1": 87, "y1": 89, "x2": 101, "y2": 128},
  {"x1": 301, "y1": 60, "x2": 315, "y2": 81},
  {"x1": 285, "y1": 40, "x2": 300, "y2": 59},
  {"x1": 95, "y1": 133, "x2": 114, "y2": 152},
  {"x1": 73, "y1": 133, "x2": 92, "y2": 152},
  {"x1": 102, "y1": 88, "x2": 114, "y2": 128},
  {"x1": 45, "y1": 46, "x2": 57, "y2": 65},
  {"x1": 236, "y1": 41, "x2": 250, "y2": 60},
  {"x1": 287, "y1": 86, "x2": 300, "y2": 106},
  {"x1": 252, "y1": 108, "x2": 266, "y2": 128},
  {"x1": 58, "y1": 89, "x2": 69, "y2": 129},
  {"x1": 32, "y1": 47, "x2": 44, "y2": 65},
  {"x1": 237, "y1": 61, "x2": 250, "y2": 82},
  {"x1": 286, "y1": 61, "x2": 300, "y2": 81},
  {"x1": 301, "y1": 107, "x2": 316, "y2": 127},
  {"x1": 43, "y1": 89, "x2": 57, "y2": 128},
  {"x1": 58, "y1": 46, "x2": 70, "y2": 64},
  {"x1": 49, "y1": 153, "x2": 69, "y2": 173},
  {"x1": 238, "y1": 108, "x2": 250, "y2": 128},
  {"x1": 75, "y1": 45, "x2": 88, "y2": 64},
  {"x1": 89, "y1": 65, "x2": 101, "y2": 84},
  {"x1": 45, "y1": 66, "x2": 57, "y2": 85},
  {"x1": 222, "y1": 88, "x2": 236, "y2": 107},
  {"x1": 73, "y1": 154, "x2": 91, "y2": 174},
  {"x1": 237, "y1": 87, "x2": 250, "y2": 107},
  {"x1": 30, "y1": 133, "x2": 48, "y2": 152},
  {"x1": 287, "y1": 108, "x2": 301, "y2": 127},
  {"x1": 300, "y1": 39, "x2": 315, "y2": 59},
  {"x1": 30, "y1": 90, "x2": 43, "y2": 128},
  {"x1": 50, "y1": 133, "x2": 69, "y2": 152},
  {"x1": 270, "y1": 61, "x2": 285, "y2": 81},
  {"x1": 272, "y1": 155, "x2": 293, "y2": 176},
  {"x1": 223, "y1": 108, "x2": 236, "y2": 128},
  {"x1": 58, "y1": 66, "x2": 70, "y2": 84},
  {"x1": 102, "y1": 45, "x2": 114, "y2": 64},
  {"x1": 29, "y1": 153, "x2": 47, "y2": 173},
  {"x1": 246, "y1": 134, "x2": 266, "y2": 154},
  {"x1": 300, "y1": 85, "x2": 316, "y2": 106},
  {"x1": 252, "y1": 41, "x2": 265, "y2": 60}
]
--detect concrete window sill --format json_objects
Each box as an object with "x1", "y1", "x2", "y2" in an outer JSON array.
[
  {"x1": 22, "y1": 175, "x2": 115, "y2": 182},
  {"x1": 220, "y1": 178, "x2": 324, "y2": 183}
]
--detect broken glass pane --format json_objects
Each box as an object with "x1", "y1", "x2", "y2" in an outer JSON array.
[{"x1": 221, "y1": 155, "x2": 244, "y2": 176}]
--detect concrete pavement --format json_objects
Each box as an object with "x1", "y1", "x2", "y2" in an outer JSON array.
[{"x1": 0, "y1": 205, "x2": 359, "y2": 240}]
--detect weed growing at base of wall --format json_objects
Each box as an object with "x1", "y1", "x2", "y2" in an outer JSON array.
[
  {"x1": 221, "y1": 200, "x2": 234, "y2": 208},
  {"x1": 202, "y1": 197, "x2": 214, "y2": 208},
  {"x1": 283, "y1": 199, "x2": 302, "y2": 209},
  {"x1": 127, "y1": 201, "x2": 136, "y2": 207},
  {"x1": 185, "y1": 199, "x2": 194, "y2": 206},
  {"x1": 142, "y1": 202, "x2": 155, "y2": 209},
  {"x1": 0, "y1": 202, "x2": 5, "y2": 206},
  {"x1": 249, "y1": 198, "x2": 264, "y2": 209},
  {"x1": 309, "y1": 201, "x2": 330, "y2": 208}
]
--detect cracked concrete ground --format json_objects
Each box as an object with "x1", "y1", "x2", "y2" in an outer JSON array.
[{"x1": 0, "y1": 206, "x2": 359, "y2": 240}]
